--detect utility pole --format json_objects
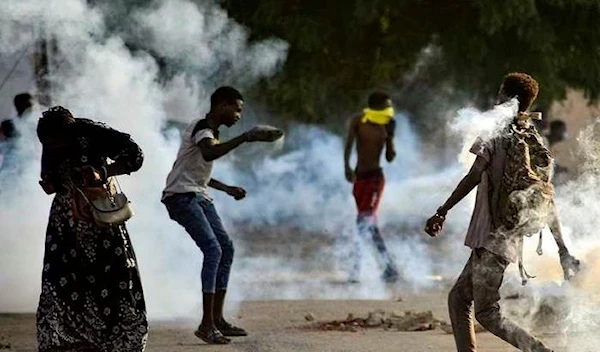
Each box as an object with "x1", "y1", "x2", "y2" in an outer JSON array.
[{"x1": 31, "y1": 26, "x2": 57, "y2": 107}]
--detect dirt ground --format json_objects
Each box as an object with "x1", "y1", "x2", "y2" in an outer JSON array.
[
  {"x1": 2, "y1": 224, "x2": 598, "y2": 352},
  {"x1": 2, "y1": 291, "x2": 593, "y2": 352}
]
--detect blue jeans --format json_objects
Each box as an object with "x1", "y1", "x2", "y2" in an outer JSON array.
[
  {"x1": 350, "y1": 215, "x2": 398, "y2": 280},
  {"x1": 163, "y1": 193, "x2": 234, "y2": 293}
]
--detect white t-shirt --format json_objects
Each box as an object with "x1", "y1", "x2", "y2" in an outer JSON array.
[{"x1": 162, "y1": 119, "x2": 216, "y2": 200}]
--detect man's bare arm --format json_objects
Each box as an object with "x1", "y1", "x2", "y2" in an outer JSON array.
[
  {"x1": 437, "y1": 156, "x2": 487, "y2": 216},
  {"x1": 209, "y1": 177, "x2": 247, "y2": 200},
  {"x1": 198, "y1": 134, "x2": 247, "y2": 162},
  {"x1": 344, "y1": 116, "x2": 358, "y2": 182},
  {"x1": 385, "y1": 120, "x2": 396, "y2": 162},
  {"x1": 208, "y1": 178, "x2": 230, "y2": 192},
  {"x1": 548, "y1": 203, "x2": 567, "y2": 251},
  {"x1": 385, "y1": 137, "x2": 396, "y2": 162},
  {"x1": 548, "y1": 200, "x2": 581, "y2": 280}
]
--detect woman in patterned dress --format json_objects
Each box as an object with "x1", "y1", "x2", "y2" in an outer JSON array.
[{"x1": 36, "y1": 106, "x2": 148, "y2": 351}]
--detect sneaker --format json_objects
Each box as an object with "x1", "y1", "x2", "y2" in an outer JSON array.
[
  {"x1": 348, "y1": 272, "x2": 360, "y2": 284},
  {"x1": 215, "y1": 319, "x2": 248, "y2": 337},
  {"x1": 347, "y1": 277, "x2": 360, "y2": 284},
  {"x1": 194, "y1": 328, "x2": 231, "y2": 344},
  {"x1": 382, "y1": 267, "x2": 400, "y2": 283}
]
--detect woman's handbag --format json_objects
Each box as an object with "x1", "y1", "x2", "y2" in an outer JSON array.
[{"x1": 73, "y1": 177, "x2": 134, "y2": 227}]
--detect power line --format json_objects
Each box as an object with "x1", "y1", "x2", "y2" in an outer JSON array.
[{"x1": 0, "y1": 45, "x2": 31, "y2": 94}]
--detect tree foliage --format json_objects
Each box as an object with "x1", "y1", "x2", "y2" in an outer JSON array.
[{"x1": 221, "y1": 0, "x2": 600, "y2": 132}]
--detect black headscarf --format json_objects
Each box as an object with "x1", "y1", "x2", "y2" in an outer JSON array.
[{"x1": 37, "y1": 106, "x2": 76, "y2": 146}]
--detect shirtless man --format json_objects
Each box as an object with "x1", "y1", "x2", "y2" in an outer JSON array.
[{"x1": 344, "y1": 91, "x2": 400, "y2": 283}]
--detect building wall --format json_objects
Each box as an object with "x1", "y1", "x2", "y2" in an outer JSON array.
[{"x1": 549, "y1": 89, "x2": 600, "y2": 174}]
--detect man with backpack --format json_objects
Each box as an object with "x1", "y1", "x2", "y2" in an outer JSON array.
[{"x1": 424, "y1": 73, "x2": 560, "y2": 352}]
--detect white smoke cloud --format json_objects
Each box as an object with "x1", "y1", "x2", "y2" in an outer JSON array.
[
  {"x1": 0, "y1": 0, "x2": 288, "y2": 319},
  {"x1": 0, "y1": 1, "x2": 525, "y2": 319},
  {"x1": 449, "y1": 98, "x2": 518, "y2": 166},
  {"x1": 133, "y1": 0, "x2": 288, "y2": 110}
]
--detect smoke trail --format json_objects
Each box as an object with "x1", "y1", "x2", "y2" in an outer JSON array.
[{"x1": 449, "y1": 98, "x2": 518, "y2": 165}]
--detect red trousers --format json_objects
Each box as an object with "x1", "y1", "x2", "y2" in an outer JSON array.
[{"x1": 352, "y1": 169, "x2": 385, "y2": 217}]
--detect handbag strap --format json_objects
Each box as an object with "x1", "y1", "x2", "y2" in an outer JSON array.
[
  {"x1": 66, "y1": 164, "x2": 125, "y2": 197},
  {"x1": 73, "y1": 185, "x2": 93, "y2": 204},
  {"x1": 71, "y1": 174, "x2": 120, "y2": 205},
  {"x1": 112, "y1": 175, "x2": 124, "y2": 193}
]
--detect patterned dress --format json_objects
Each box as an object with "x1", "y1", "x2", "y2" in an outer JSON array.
[{"x1": 36, "y1": 119, "x2": 148, "y2": 352}]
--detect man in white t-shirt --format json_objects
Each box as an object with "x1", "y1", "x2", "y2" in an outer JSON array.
[{"x1": 162, "y1": 86, "x2": 281, "y2": 345}]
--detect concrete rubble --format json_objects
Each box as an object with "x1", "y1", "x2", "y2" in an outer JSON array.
[
  {"x1": 0, "y1": 336, "x2": 10, "y2": 350},
  {"x1": 307, "y1": 310, "x2": 487, "y2": 334},
  {"x1": 304, "y1": 313, "x2": 316, "y2": 321}
]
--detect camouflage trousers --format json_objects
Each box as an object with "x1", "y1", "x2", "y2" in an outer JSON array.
[{"x1": 448, "y1": 248, "x2": 552, "y2": 352}]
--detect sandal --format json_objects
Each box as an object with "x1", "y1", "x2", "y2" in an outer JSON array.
[
  {"x1": 216, "y1": 319, "x2": 248, "y2": 337},
  {"x1": 382, "y1": 267, "x2": 400, "y2": 283},
  {"x1": 194, "y1": 328, "x2": 231, "y2": 344}
]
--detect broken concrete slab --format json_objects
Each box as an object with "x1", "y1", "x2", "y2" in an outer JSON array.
[{"x1": 304, "y1": 309, "x2": 485, "y2": 334}]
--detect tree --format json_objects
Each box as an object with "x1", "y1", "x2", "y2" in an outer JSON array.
[{"x1": 221, "y1": 0, "x2": 600, "y2": 134}]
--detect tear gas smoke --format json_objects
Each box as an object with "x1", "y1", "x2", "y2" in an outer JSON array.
[
  {"x1": 0, "y1": 0, "x2": 288, "y2": 318},
  {"x1": 490, "y1": 120, "x2": 600, "y2": 350}
]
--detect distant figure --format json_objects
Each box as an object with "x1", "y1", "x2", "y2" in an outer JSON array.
[
  {"x1": 36, "y1": 106, "x2": 148, "y2": 351},
  {"x1": 0, "y1": 93, "x2": 34, "y2": 173},
  {"x1": 0, "y1": 119, "x2": 17, "y2": 139},
  {"x1": 546, "y1": 120, "x2": 567, "y2": 148},
  {"x1": 545, "y1": 120, "x2": 569, "y2": 177},
  {"x1": 344, "y1": 91, "x2": 400, "y2": 283},
  {"x1": 162, "y1": 86, "x2": 283, "y2": 344},
  {"x1": 0, "y1": 92, "x2": 33, "y2": 139},
  {"x1": 15, "y1": 92, "x2": 33, "y2": 115}
]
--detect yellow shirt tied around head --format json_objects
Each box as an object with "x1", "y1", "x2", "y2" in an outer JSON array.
[{"x1": 361, "y1": 107, "x2": 395, "y2": 125}]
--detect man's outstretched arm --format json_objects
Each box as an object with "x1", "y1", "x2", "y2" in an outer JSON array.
[
  {"x1": 437, "y1": 156, "x2": 487, "y2": 216},
  {"x1": 198, "y1": 134, "x2": 247, "y2": 162}
]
